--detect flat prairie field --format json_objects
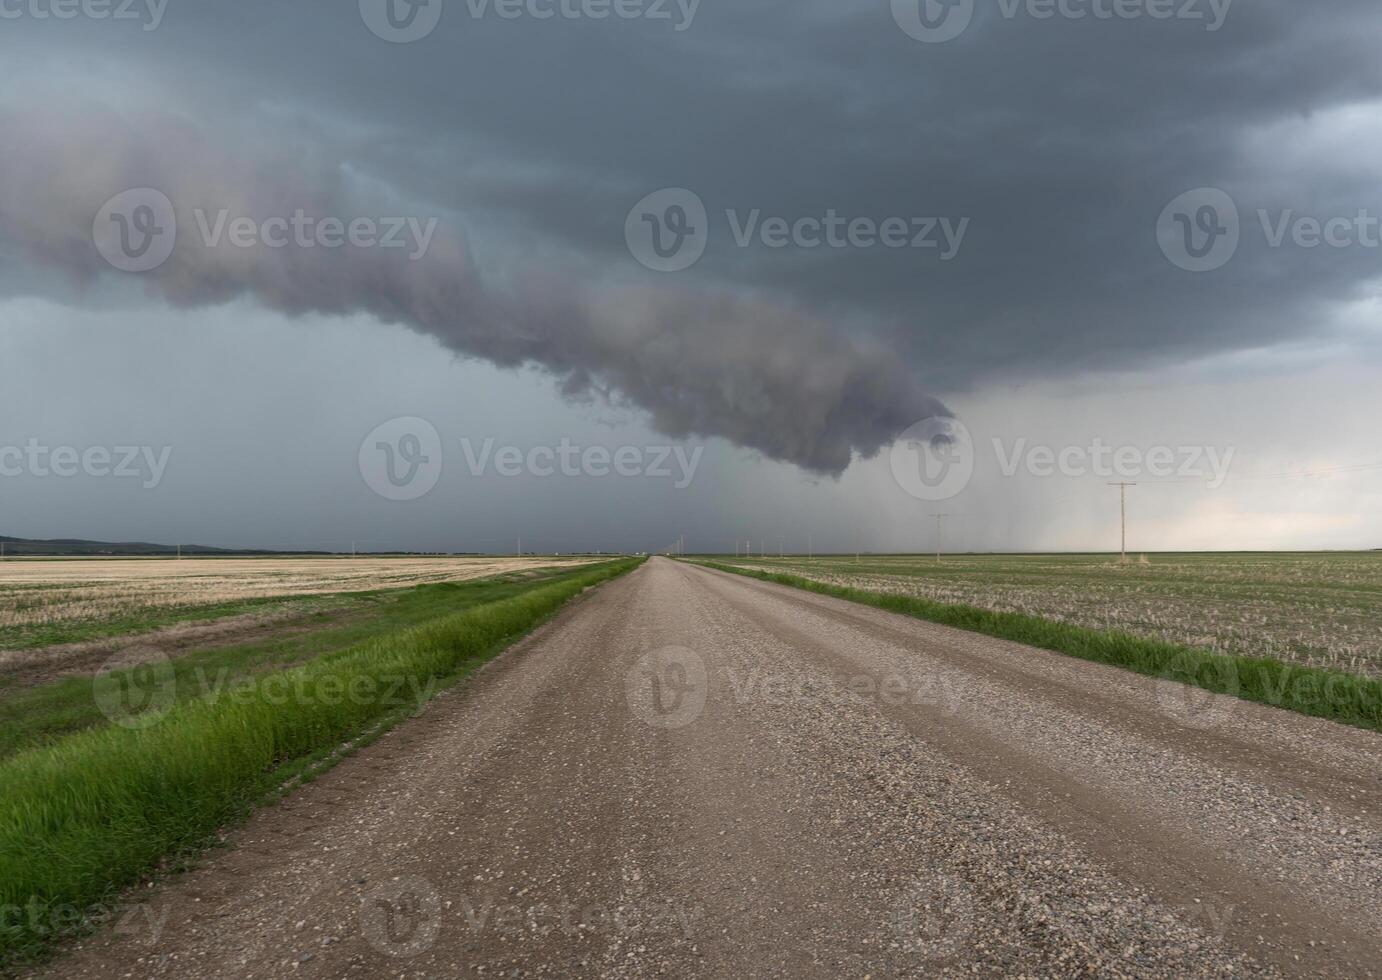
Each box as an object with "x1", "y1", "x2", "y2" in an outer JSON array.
[
  {"x1": 718, "y1": 553, "x2": 1382, "y2": 678},
  {"x1": 0, "y1": 556, "x2": 600, "y2": 652}
]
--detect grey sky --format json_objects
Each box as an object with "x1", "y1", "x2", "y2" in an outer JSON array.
[{"x1": 1, "y1": 0, "x2": 1379, "y2": 551}]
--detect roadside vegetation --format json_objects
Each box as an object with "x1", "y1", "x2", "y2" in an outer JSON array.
[
  {"x1": 708, "y1": 553, "x2": 1382, "y2": 678},
  {"x1": 0, "y1": 557, "x2": 641, "y2": 966},
  {"x1": 694, "y1": 558, "x2": 1382, "y2": 734},
  {"x1": 0, "y1": 567, "x2": 601, "y2": 759}
]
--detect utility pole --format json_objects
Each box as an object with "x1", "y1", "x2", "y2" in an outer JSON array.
[
  {"x1": 808, "y1": 532, "x2": 812, "y2": 560},
  {"x1": 1108, "y1": 483, "x2": 1136, "y2": 562}
]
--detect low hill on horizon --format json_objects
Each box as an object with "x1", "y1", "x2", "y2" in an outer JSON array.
[{"x1": 0, "y1": 536, "x2": 324, "y2": 557}]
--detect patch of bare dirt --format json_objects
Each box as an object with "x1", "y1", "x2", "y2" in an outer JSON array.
[{"x1": 0, "y1": 605, "x2": 346, "y2": 693}]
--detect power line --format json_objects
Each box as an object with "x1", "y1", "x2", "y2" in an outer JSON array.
[{"x1": 1226, "y1": 460, "x2": 1382, "y2": 482}]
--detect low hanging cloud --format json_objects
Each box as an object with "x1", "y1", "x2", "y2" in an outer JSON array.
[{"x1": 0, "y1": 105, "x2": 944, "y2": 475}]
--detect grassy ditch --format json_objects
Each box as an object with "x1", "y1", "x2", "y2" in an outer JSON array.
[
  {"x1": 0, "y1": 557, "x2": 641, "y2": 964},
  {"x1": 0, "y1": 565, "x2": 609, "y2": 759},
  {"x1": 693, "y1": 560, "x2": 1382, "y2": 733}
]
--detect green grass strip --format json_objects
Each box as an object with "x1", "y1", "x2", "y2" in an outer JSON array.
[
  {"x1": 0, "y1": 558, "x2": 641, "y2": 963},
  {"x1": 693, "y1": 560, "x2": 1382, "y2": 733},
  {"x1": 0, "y1": 565, "x2": 613, "y2": 760}
]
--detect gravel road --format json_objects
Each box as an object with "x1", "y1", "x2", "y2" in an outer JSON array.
[{"x1": 33, "y1": 558, "x2": 1382, "y2": 978}]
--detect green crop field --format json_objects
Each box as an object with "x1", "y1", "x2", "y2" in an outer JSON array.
[{"x1": 711, "y1": 553, "x2": 1382, "y2": 679}]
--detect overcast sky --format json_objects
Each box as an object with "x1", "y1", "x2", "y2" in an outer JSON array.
[{"x1": 1, "y1": 0, "x2": 1379, "y2": 553}]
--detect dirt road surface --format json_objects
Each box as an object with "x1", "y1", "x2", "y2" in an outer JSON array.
[{"x1": 33, "y1": 558, "x2": 1382, "y2": 978}]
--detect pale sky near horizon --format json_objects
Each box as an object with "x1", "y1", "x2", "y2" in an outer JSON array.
[{"x1": 2, "y1": 0, "x2": 1380, "y2": 553}]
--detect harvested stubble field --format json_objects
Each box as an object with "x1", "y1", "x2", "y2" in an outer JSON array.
[
  {"x1": 718, "y1": 552, "x2": 1382, "y2": 678},
  {"x1": 0, "y1": 556, "x2": 600, "y2": 652}
]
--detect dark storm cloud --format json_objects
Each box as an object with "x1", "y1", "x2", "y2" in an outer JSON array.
[
  {"x1": 3, "y1": 0, "x2": 1382, "y2": 459},
  {"x1": 0, "y1": 106, "x2": 943, "y2": 474}
]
